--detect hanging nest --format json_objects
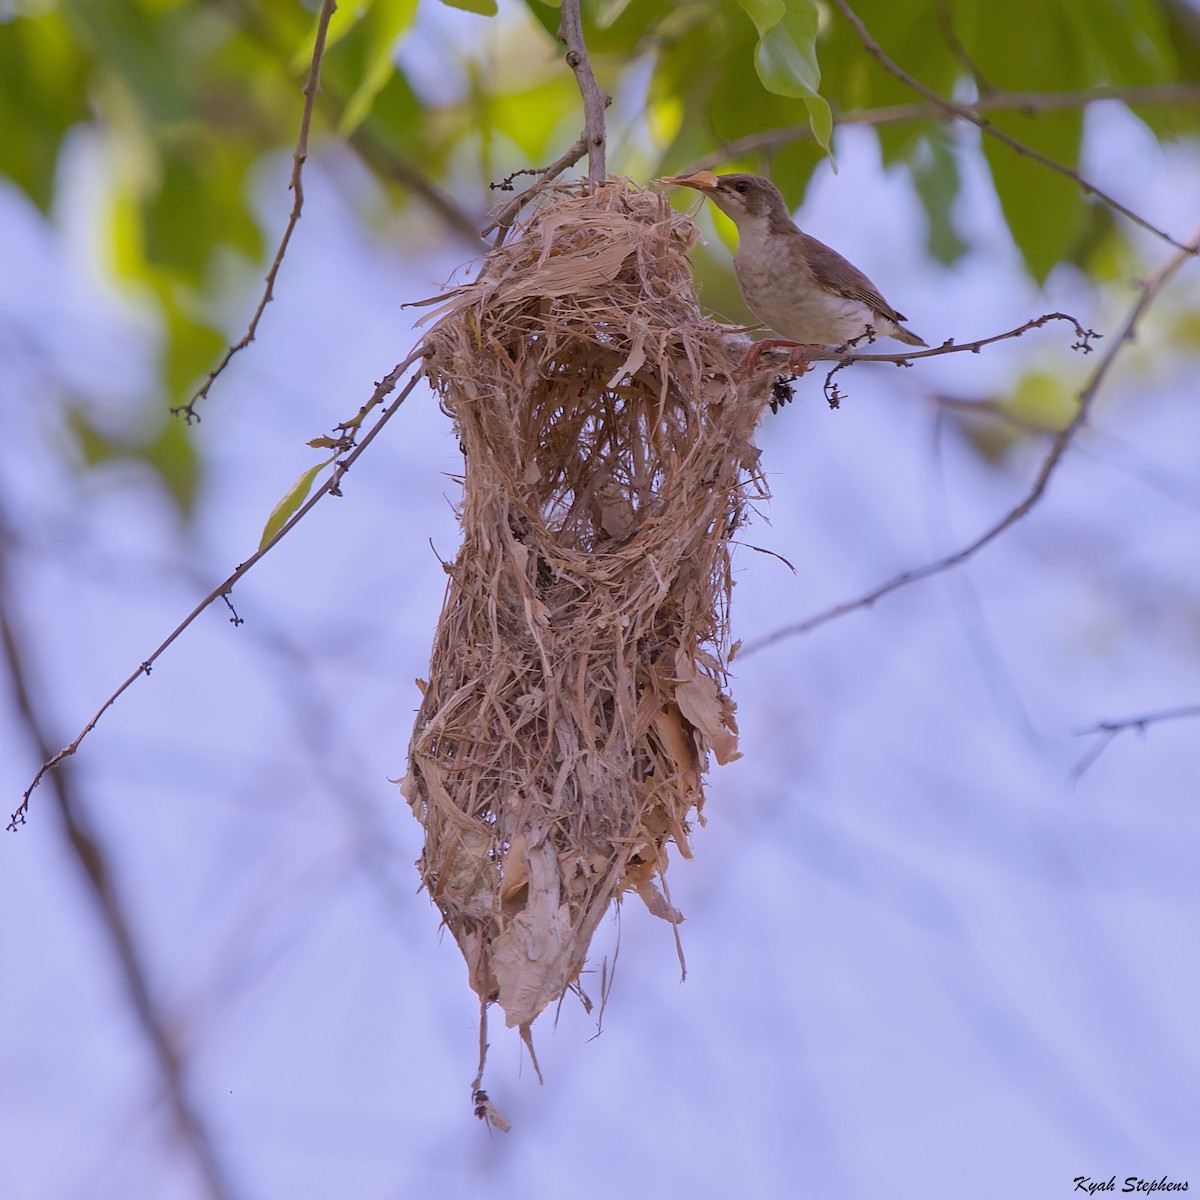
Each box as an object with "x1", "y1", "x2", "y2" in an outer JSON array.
[{"x1": 402, "y1": 178, "x2": 769, "y2": 1049}]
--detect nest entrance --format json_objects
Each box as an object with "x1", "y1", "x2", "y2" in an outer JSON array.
[{"x1": 402, "y1": 180, "x2": 768, "y2": 1048}]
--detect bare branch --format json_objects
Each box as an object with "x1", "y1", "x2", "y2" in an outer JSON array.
[
  {"x1": 761, "y1": 312, "x2": 1100, "y2": 409},
  {"x1": 175, "y1": 0, "x2": 338, "y2": 424},
  {"x1": 481, "y1": 137, "x2": 588, "y2": 242},
  {"x1": 738, "y1": 219, "x2": 1200, "y2": 658},
  {"x1": 683, "y1": 84, "x2": 1200, "y2": 172},
  {"x1": 1079, "y1": 702, "x2": 1200, "y2": 738},
  {"x1": 559, "y1": 0, "x2": 610, "y2": 185},
  {"x1": 0, "y1": 559, "x2": 237, "y2": 1198},
  {"x1": 1071, "y1": 703, "x2": 1200, "y2": 782},
  {"x1": 828, "y1": 0, "x2": 1197, "y2": 255},
  {"x1": 11, "y1": 349, "x2": 428, "y2": 830}
]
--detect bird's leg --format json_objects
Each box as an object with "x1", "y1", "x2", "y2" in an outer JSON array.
[
  {"x1": 744, "y1": 339, "x2": 826, "y2": 374},
  {"x1": 786, "y1": 343, "x2": 825, "y2": 374},
  {"x1": 744, "y1": 338, "x2": 793, "y2": 371}
]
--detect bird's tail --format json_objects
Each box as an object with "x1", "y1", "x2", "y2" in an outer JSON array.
[{"x1": 893, "y1": 323, "x2": 927, "y2": 347}]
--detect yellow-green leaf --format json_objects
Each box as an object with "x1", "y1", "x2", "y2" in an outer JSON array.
[
  {"x1": 259, "y1": 458, "x2": 334, "y2": 550},
  {"x1": 439, "y1": 0, "x2": 499, "y2": 14},
  {"x1": 735, "y1": 0, "x2": 785, "y2": 37},
  {"x1": 142, "y1": 412, "x2": 202, "y2": 518}
]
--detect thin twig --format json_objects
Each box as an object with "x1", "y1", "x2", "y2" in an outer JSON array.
[
  {"x1": 738, "y1": 219, "x2": 1200, "y2": 657},
  {"x1": 828, "y1": 0, "x2": 1196, "y2": 255},
  {"x1": 10, "y1": 350, "x2": 428, "y2": 830},
  {"x1": 934, "y1": 0, "x2": 994, "y2": 95},
  {"x1": 174, "y1": 0, "x2": 338, "y2": 424},
  {"x1": 558, "y1": 0, "x2": 610, "y2": 185},
  {"x1": 1079, "y1": 702, "x2": 1200, "y2": 737},
  {"x1": 1071, "y1": 703, "x2": 1200, "y2": 782},
  {"x1": 481, "y1": 137, "x2": 588, "y2": 242},
  {"x1": 683, "y1": 83, "x2": 1200, "y2": 172},
  {"x1": 0, "y1": 559, "x2": 237, "y2": 1199}
]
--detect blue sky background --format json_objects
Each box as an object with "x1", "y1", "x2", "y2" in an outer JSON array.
[{"x1": 1, "y1": 28, "x2": 1198, "y2": 1198}]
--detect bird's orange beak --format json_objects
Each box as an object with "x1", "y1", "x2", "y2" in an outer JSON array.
[{"x1": 658, "y1": 171, "x2": 720, "y2": 192}]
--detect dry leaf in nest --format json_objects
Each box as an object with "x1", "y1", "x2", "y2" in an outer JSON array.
[{"x1": 402, "y1": 178, "x2": 769, "y2": 1048}]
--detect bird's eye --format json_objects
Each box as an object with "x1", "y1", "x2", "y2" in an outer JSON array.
[{"x1": 734, "y1": 181, "x2": 749, "y2": 194}]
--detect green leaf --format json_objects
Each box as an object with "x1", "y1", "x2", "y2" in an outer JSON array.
[
  {"x1": 259, "y1": 458, "x2": 335, "y2": 550},
  {"x1": 162, "y1": 302, "x2": 228, "y2": 407},
  {"x1": 911, "y1": 135, "x2": 969, "y2": 267},
  {"x1": 141, "y1": 412, "x2": 202, "y2": 518},
  {"x1": 63, "y1": 0, "x2": 192, "y2": 125},
  {"x1": 752, "y1": 8, "x2": 832, "y2": 152},
  {"x1": 143, "y1": 150, "x2": 262, "y2": 283},
  {"x1": 592, "y1": 0, "x2": 636, "y2": 29},
  {"x1": 489, "y1": 76, "x2": 582, "y2": 159},
  {"x1": 0, "y1": 11, "x2": 90, "y2": 211},
  {"x1": 338, "y1": 0, "x2": 420, "y2": 137},
  {"x1": 64, "y1": 405, "x2": 202, "y2": 518},
  {"x1": 1007, "y1": 369, "x2": 1076, "y2": 433},
  {"x1": 982, "y1": 108, "x2": 1086, "y2": 284},
  {"x1": 735, "y1": 0, "x2": 785, "y2": 37},
  {"x1": 65, "y1": 407, "x2": 125, "y2": 470},
  {"x1": 439, "y1": 0, "x2": 500, "y2": 13}
]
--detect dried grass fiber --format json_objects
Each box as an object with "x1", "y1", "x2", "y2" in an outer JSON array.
[{"x1": 402, "y1": 179, "x2": 769, "y2": 1039}]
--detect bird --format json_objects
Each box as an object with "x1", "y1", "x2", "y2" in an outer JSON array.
[{"x1": 660, "y1": 171, "x2": 927, "y2": 370}]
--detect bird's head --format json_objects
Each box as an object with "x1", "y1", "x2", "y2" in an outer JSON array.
[{"x1": 659, "y1": 172, "x2": 790, "y2": 232}]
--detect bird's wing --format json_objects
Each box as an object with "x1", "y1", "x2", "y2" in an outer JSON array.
[{"x1": 800, "y1": 231, "x2": 909, "y2": 324}]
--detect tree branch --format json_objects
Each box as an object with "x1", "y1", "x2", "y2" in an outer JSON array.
[
  {"x1": 558, "y1": 0, "x2": 609, "y2": 185},
  {"x1": 934, "y1": 0, "x2": 994, "y2": 95},
  {"x1": 828, "y1": 0, "x2": 1197, "y2": 255},
  {"x1": 1079, "y1": 702, "x2": 1200, "y2": 738},
  {"x1": 480, "y1": 4, "x2": 611, "y2": 244},
  {"x1": 1071, "y1": 703, "x2": 1200, "y2": 782},
  {"x1": 11, "y1": 350, "x2": 428, "y2": 830},
  {"x1": 762, "y1": 312, "x2": 1100, "y2": 409},
  {"x1": 481, "y1": 138, "x2": 588, "y2": 242},
  {"x1": 738, "y1": 218, "x2": 1200, "y2": 657},
  {"x1": 175, "y1": 0, "x2": 338, "y2": 424},
  {"x1": 684, "y1": 83, "x2": 1200, "y2": 171}
]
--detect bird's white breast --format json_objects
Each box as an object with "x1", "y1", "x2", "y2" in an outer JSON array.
[{"x1": 734, "y1": 248, "x2": 881, "y2": 346}]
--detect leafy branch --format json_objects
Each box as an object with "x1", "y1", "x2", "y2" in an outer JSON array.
[
  {"x1": 738, "y1": 217, "x2": 1200, "y2": 657},
  {"x1": 829, "y1": 0, "x2": 1198, "y2": 256},
  {"x1": 683, "y1": 82, "x2": 1200, "y2": 172}
]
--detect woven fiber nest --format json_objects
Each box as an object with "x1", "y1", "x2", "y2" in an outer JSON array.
[{"x1": 402, "y1": 178, "x2": 769, "y2": 1049}]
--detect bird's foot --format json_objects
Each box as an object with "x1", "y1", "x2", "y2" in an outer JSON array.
[{"x1": 744, "y1": 339, "x2": 826, "y2": 375}]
